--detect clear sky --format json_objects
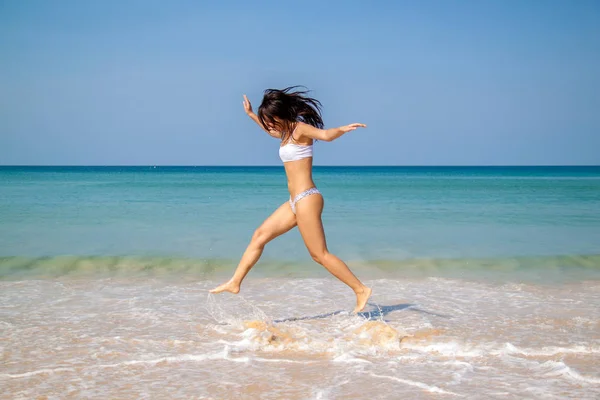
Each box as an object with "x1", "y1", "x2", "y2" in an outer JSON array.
[{"x1": 1, "y1": 0, "x2": 599, "y2": 166}]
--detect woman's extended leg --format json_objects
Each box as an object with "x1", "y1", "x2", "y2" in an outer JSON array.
[
  {"x1": 210, "y1": 201, "x2": 296, "y2": 294},
  {"x1": 294, "y1": 194, "x2": 371, "y2": 313}
]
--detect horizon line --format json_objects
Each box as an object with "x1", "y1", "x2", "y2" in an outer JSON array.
[{"x1": 1, "y1": 164, "x2": 599, "y2": 168}]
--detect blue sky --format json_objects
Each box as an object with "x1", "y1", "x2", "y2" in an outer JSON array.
[{"x1": 1, "y1": 0, "x2": 599, "y2": 165}]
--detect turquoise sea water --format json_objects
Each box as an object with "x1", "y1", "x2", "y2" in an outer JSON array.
[{"x1": 1, "y1": 166, "x2": 600, "y2": 280}]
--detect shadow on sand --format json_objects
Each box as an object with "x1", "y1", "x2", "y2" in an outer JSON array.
[{"x1": 274, "y1": 303, "x2": 451, "y2": 323}]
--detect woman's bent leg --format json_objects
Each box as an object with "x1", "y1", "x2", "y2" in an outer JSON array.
[
  {"x1": 210, "y1": 201, "x2": 296, "y2": 294},
  {"x1": 294, "y1": 194, "x2": 371, "y2": 312}
]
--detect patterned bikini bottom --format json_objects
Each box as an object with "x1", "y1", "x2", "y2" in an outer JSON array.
[{"x1": 289, "y1": 187, "x2": 321, "y2": 214}]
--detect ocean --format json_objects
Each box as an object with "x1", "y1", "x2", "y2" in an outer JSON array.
[{"x1": 1, "y1": 166, "x2": 599, "y2": 398}]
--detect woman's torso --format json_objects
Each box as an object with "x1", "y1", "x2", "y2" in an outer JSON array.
[{"x1": 279, "y1": 124, "x2": 316, "y2": 197}]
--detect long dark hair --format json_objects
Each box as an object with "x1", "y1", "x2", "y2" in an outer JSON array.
[{"x1": 257, "y1": 86, "x2": 324, "y2": 142}]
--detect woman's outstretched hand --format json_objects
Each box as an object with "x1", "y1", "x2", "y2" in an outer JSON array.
[
  {"x1": 340, "y1": 123, "x2": 367, "y2": 133},
  {"x1": 243, "y1": 94, "x2": 253, "y2": 115}
]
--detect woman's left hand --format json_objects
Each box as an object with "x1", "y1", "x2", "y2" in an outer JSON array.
[{"x1": 340, "y1": 123, "x2": 367, "y2": 133}]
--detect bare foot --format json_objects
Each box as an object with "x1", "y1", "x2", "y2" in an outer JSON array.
[
  {"x1": 209, "y1": 280, "x2": 240, "y2": 294},
  {"x1": 353, "y1": 286, "x2": 372, "y2": 313}
]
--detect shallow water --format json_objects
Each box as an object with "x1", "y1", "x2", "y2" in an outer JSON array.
[
  {"x1": 1, "y1": 276, "x2": 599, "y2": 399},
  {"x1": 1, "y1": 166, "x2": 599, "y2": 398}
]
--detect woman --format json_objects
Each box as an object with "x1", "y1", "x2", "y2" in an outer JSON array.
[{"x1": 210, "y1": 86, "x2": 371, "y2": 313}]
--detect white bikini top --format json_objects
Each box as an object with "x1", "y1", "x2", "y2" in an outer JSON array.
[
  {"x1": 279, "y1": 142, "x2": 313, "y2": 162},
  {"x1": 279, "y1": 127, "x2": 313, "y2": 163}
]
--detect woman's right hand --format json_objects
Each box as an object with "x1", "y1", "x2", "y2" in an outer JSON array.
[{"x1": 243, "y1": 94, "x2": 254, "y2": 115}]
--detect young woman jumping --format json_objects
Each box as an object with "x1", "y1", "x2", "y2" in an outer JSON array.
[{"x1": 210, "y1": 87, "x2": 371, "y2": 313}]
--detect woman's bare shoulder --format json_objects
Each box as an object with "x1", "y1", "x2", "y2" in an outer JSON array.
[{"x1": 294, "y1": 121, "x2": 320, "y2": 144}]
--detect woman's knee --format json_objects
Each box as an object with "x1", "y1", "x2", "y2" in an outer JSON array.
[
  {"x1": 251, "y1": 227, "x2": 271, "y2": 248},
  {"x1": 309, "y1": 250, "x2": 329, "y2": 265}
]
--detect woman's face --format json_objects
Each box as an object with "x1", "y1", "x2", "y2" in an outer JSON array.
[{"x1": 265, "y1": 117, "x2": 284, "y2": 132}]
